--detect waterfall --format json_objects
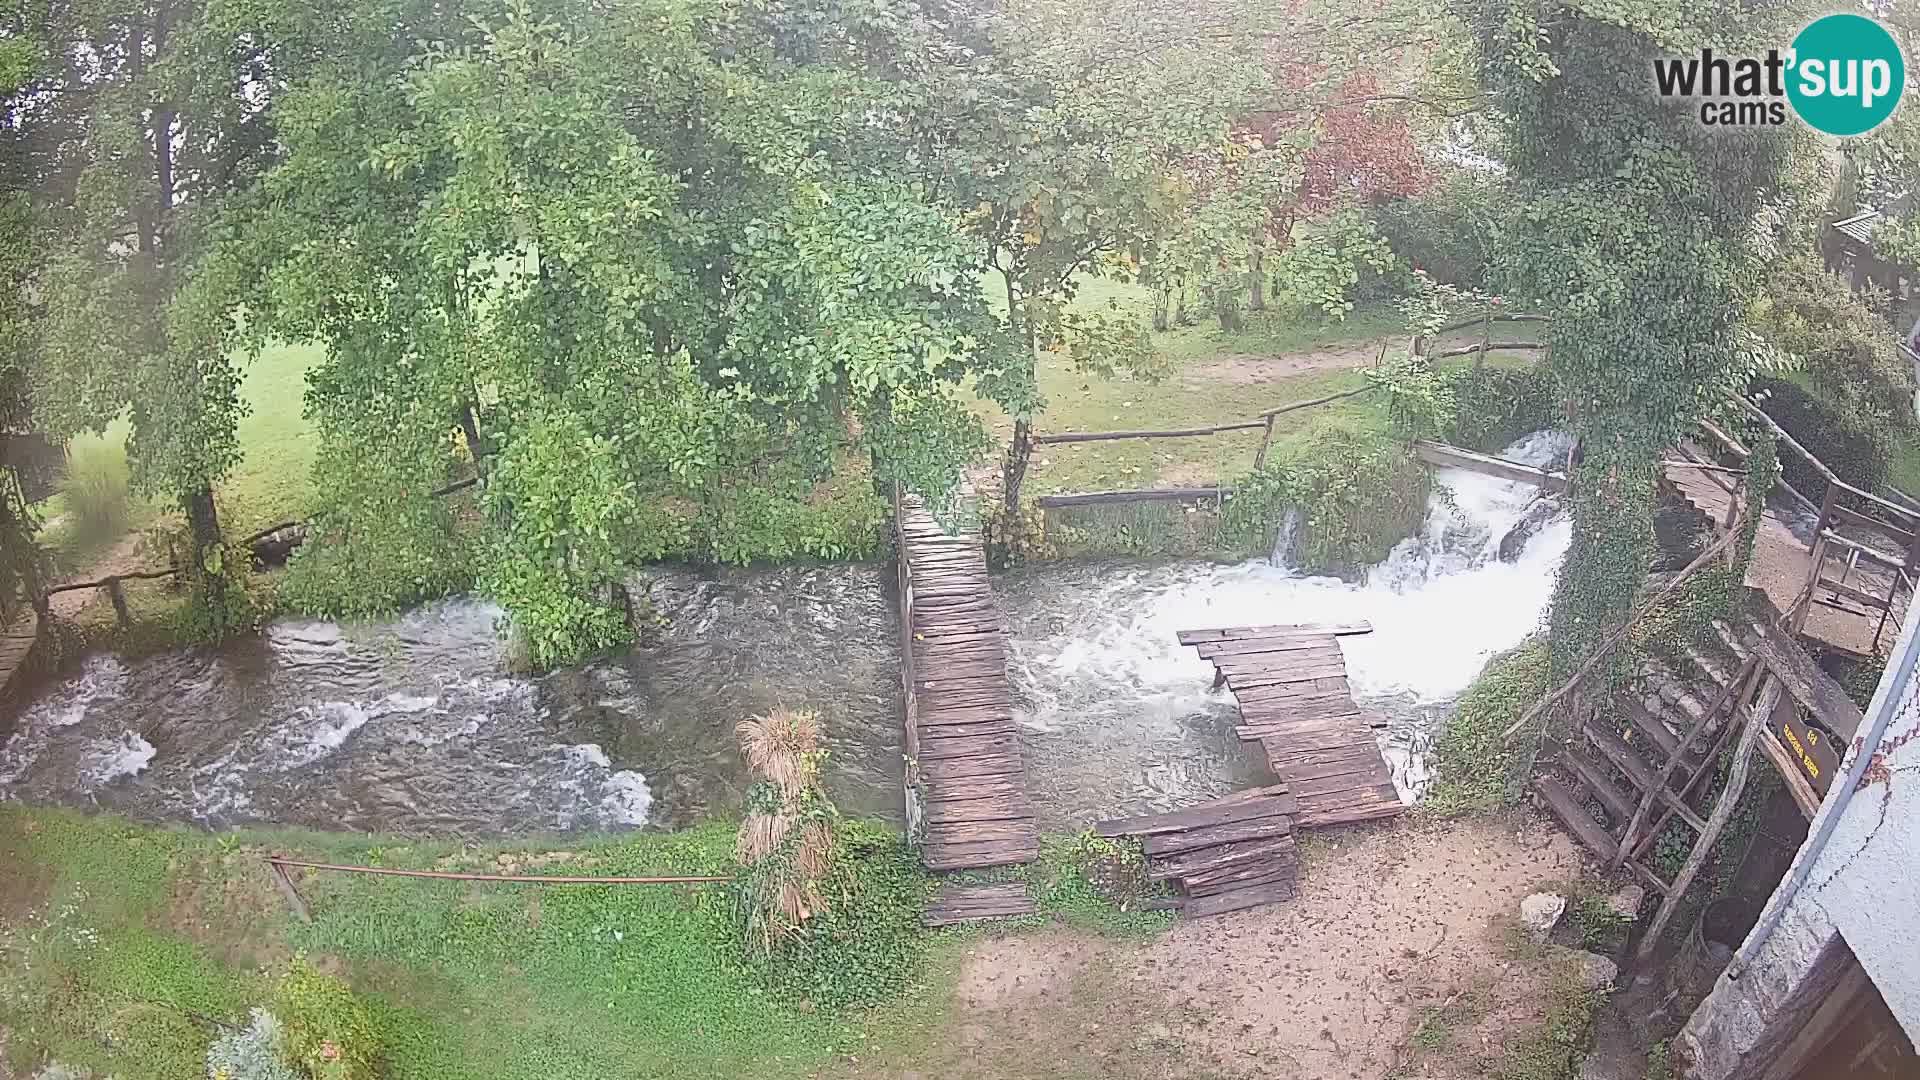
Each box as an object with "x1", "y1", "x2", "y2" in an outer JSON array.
[
  {"x1": 1269, "y1": 506, "x2": 1303, "y2": 568},
  {"x1": 999, "y1": 431, "x2": 1576, "y2": 823}
]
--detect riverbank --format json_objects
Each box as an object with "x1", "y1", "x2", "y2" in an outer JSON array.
[{"x1": 0, "y1": 805, "x2": 1611, "y2": 1080}]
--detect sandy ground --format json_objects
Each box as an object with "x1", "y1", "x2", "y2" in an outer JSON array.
[{"x1": 832, "y1": 815, "x2": 1586, "y2": 1080}]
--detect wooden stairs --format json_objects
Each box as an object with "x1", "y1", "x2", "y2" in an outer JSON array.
[{"x1": 1533, "y1": 617, "x2": 1764, "y2": 896}]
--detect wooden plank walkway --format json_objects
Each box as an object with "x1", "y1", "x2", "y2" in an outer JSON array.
[
  {"x1": 896, "y1": 494, "x2": 1039, "y2": 872},
  {"x1": 1096, "y1": 786, "x2": 1300, "y2": 917},
  {"x1": 922, "y1": 883, "x2": 1037, "y2": 927},
  {"x1": 1663, "y1": 462, "x2": 1904, "y2": 657},
  {"x1": 0, "y1": 609, "x2": 39, "y2": 714},
  {"x1": 1178, "y1": 623, "x2": 1405, "y2": 829}
]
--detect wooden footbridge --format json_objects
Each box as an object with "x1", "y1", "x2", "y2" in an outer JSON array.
[
  {"x1": 1178, "y1": 622, "x2": 1405, "y2": 827},
  {"x1": 0, "y1": 610, "x2": 40, "y2": 718},
  {"x1": 1091, "y1": 621, "x2": 1405, "y2": 918},
  {"x1": 893, "y1": 492, "x2": 1040, "y2": 883}
]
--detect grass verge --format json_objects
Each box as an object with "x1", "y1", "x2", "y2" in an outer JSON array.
[{"x1": 0, "y1": 808, "x2": 1169, "y2": 1080}]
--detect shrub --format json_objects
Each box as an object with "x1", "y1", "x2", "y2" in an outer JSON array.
[
  {"x1": 1372, "y1": 171, "x2": 1504, "y2": 288},
  {"x1": 272, "y1": 958, "x2": 378, "y2": 1080},
  {"x1": 1752, "y1": 376, "x2": 1889, "y2": 495},
  {"x1": 206, "y1": 1009, "x2": 302, "y2": 1080},
  {"x1": 1424, "y1": 639, "x2": 1553, "y2": 817},
  {"x1": 1442, "y1": 365, "x2": 1560, "y2": 454},
  {"x1": 734, "y1": 707, "x2": 835, "y2": 953},
  {"x1": 746, "y1": 820, "x2": 931, "y2": 1009},
  {"x1": 1222, "y1": 419, "x2": 1430, "y2": 575},
  {"x1": 62, "y1": 438, "x2": 130, "y2": 542}
]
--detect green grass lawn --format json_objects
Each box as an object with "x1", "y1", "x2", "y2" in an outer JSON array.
[
  {"x1": 0, "y1": 807, "x2": 1164, "y2": 1080},
  {"x1": 0, "y1": 808, "x2": 929, "y2": 1080},
  {"x1": 30, "y1": 342, "x2": 320, "y2": 573},
  {"x1": 973, "y1": 277, "x2": 1538, "y2": 495},
  {"x1": 227, "y1": 342, "x2": 324, "y2": 536}
]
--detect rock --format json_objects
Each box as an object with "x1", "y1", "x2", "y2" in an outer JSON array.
[
  {"x1": 1608, "y1": 884, "x2": 1647, "y2": 921},
  {"x1": 1520, "y1": 891, "x2": 1567, "y2": 936},
  {"x1": 1498, "y1": 497, "x2": 1563, "y2": 562},
  {"x1": 1570, "y1": 950, "x2": 1620, "y2": 992}
]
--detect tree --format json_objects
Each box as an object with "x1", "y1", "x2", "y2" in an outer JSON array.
[
  {"x1": 12, "y1": 0, "x2": 287, "y2": 635},
  {"x1": 0, "y1": 33, "x2": 50, "y2": 622},
  {"x1": 237, "y1": 0, "x2": 1022, "y2": 665},
  {"x1": 1473, "y1": 0, "x2": 1797, "y2": 678}
]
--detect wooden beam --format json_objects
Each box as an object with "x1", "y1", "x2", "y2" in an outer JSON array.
[
  {"x1": 1034, "y1": 487, "x2": 1227, "y2": 509},
  {"x1": 1635, "y1": 674, "x2": 1783, "y2": 963},
  {"x1": 1502, "y1": 506, "x2": 1748, "y2": 741},
  {"x1": 1745, "y1": 615, "x2": 1865, "y2": 740},
  {"x1": 1032, "y1": 420, "x2": 1266, "y2": 444},
  {"x1": 1412, "y1": 440, "x2": 1567, "y2": 491}
]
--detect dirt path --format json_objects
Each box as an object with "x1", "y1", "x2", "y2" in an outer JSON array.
[
  {"x1": 47, "y1": 532, "x2": 150, "y2": 620},
  {"x1": 1178, "y1": 337, "x2": 1399, "y2": 389},
  {"x1": 832, "y1": 816, "x2": 1582, "y2": 1080}
]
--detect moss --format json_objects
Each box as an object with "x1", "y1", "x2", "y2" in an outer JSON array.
[{"x1": 1422, "y1": 639, "x2": 1554, "y2": 817}]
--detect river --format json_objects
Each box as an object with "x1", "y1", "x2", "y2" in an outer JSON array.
[{"x1": 0, "y1": 433, "x2": 1572, "y2": 837}]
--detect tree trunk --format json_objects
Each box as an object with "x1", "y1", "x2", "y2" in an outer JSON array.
[
  {"x1": 1249, "y1": 236, "x2": 1266, "y2": 312},
  {"x1": 1152, "y1": 286, "x2": 1170, "y2": 332},
  {"x1": 182, "y1": 484, "x2": 226, "y2": 616},
  {"x1": 1003, "y1": 419, "x2": 1033, "y2": 516},
  {"x1": 459, "y1": 398, "x2": 490, "y2": 482}
]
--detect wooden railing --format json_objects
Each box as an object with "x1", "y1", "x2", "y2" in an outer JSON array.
[
  {"x1": 1703, "y1": 397, "x2": 1920, "y2": 654},
  {"x1": 1023, "y1": 308, "x2": 1551, "y2": 511}
]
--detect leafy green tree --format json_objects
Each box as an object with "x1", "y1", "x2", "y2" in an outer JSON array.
[
  {"x1": 238, "y1": 0, "x2": 1020, "y2": 664},
  {"x1": 10, "y1": 0, "x2": 289, "y2": 634},
  {"x1": 1474, "y1": 0, "x2": 1796, "y2": 677}
]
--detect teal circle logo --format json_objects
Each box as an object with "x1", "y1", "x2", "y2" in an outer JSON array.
[{"x1": 1787, "y1": 14, "x2": 1906, "y2": 136}]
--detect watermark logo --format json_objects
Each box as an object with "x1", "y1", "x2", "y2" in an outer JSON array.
[{"x1": 1652, "y1": 13, "x2": 1905, "y2": 135}]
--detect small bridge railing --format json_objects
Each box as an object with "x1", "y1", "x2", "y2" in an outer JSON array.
[
  {"x1": 1701, "y1": 399, "x2": 1920, "y2": 654},
  {"x1": 1023, "y1": 309, "x2": 1550, "y2": 511}
]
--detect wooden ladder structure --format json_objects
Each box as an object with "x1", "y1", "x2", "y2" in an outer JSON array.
[{"x1": 1534, "y1": 621, "x2": 1765, "y2": 901}]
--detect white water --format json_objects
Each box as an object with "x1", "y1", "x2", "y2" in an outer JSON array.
[{"x1": 1001, "y1": 431, "x2": 1574, "y2": 824}]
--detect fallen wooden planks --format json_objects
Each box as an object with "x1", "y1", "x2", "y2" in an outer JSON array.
[
  {"x1": 1175, "y1": 622, "x2": 1372, "y2": 644},
  {"x1": 922, "y1": 883, "x2": 1037, "y2": 927},
  {"x1": 1180, "y1": 622, "x2": 1408, "y2": 831},
  {"x1": 1097, "y1": 788, "x2": 1301, "y2": 919},
  {"x1": 1093, "y1": 785, "x2": 1298, "y2": 837}
]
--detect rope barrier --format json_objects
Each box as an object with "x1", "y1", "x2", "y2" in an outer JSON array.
[{"x1": 265, "y1": 855, "x2": 729, "y2": 885}]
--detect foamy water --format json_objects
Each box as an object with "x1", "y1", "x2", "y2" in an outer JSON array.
[{"x1": 1000, "y1": 431, "x2": 1572, "y2": 822}]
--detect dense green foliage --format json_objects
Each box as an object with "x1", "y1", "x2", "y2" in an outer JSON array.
[
  {"x1": 1424, "y1": 639, "x2": 1553, "y2": 816},
  {"x1": 1222, "y1": 419, "x2": 1430, "y2": 574},
  {"x1": 1753, "y1": 377, "x2": 1889, "y2": 495},
  {"x1": 1475, "y1": 1, "x2": 1795, "y2": 690},
  {"x1": 272, "y1": 959, "x2": 380, "y2": 1080},
  {"x1": 1371, "y1": 171, "x2": 1504, "y2": 289}
]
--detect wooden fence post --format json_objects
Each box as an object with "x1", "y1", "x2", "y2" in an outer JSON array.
[
  {"x1": 1252, "y1": 415, "x2": 1278, "y2": 472},
  {"x1": 106, "y1": 577, "x2": 131, "y2": 629},
  {"x1": 1794, "y1": 483, "x2": 1840, "y2": 635},
  {"x1": 268, "y1": 860, "x2": 312, "y2": 923}
]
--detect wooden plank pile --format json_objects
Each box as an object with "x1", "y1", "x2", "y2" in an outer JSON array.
[
  {"x1": 1179, "y1": 623, "x2": 1404, "y2": 828},
  {"x1": 1095, "y1": 786, "x2": 1299, "y2": 917},
  {"x1": 922, "y1": 883, "x2": 1038, "y2": 927},
  {"x1": 896, "y1": 495, "x2": 1040, "y2": 872}
]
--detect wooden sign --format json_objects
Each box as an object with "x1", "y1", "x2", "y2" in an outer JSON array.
[{"x1": 1777, "y1": 708, "x2": 1842, "y2": 796}]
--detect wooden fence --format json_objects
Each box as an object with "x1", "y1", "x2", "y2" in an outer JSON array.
[{"x1": 1026, "y1": 310, "x2": 1549, "y2": 511}]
